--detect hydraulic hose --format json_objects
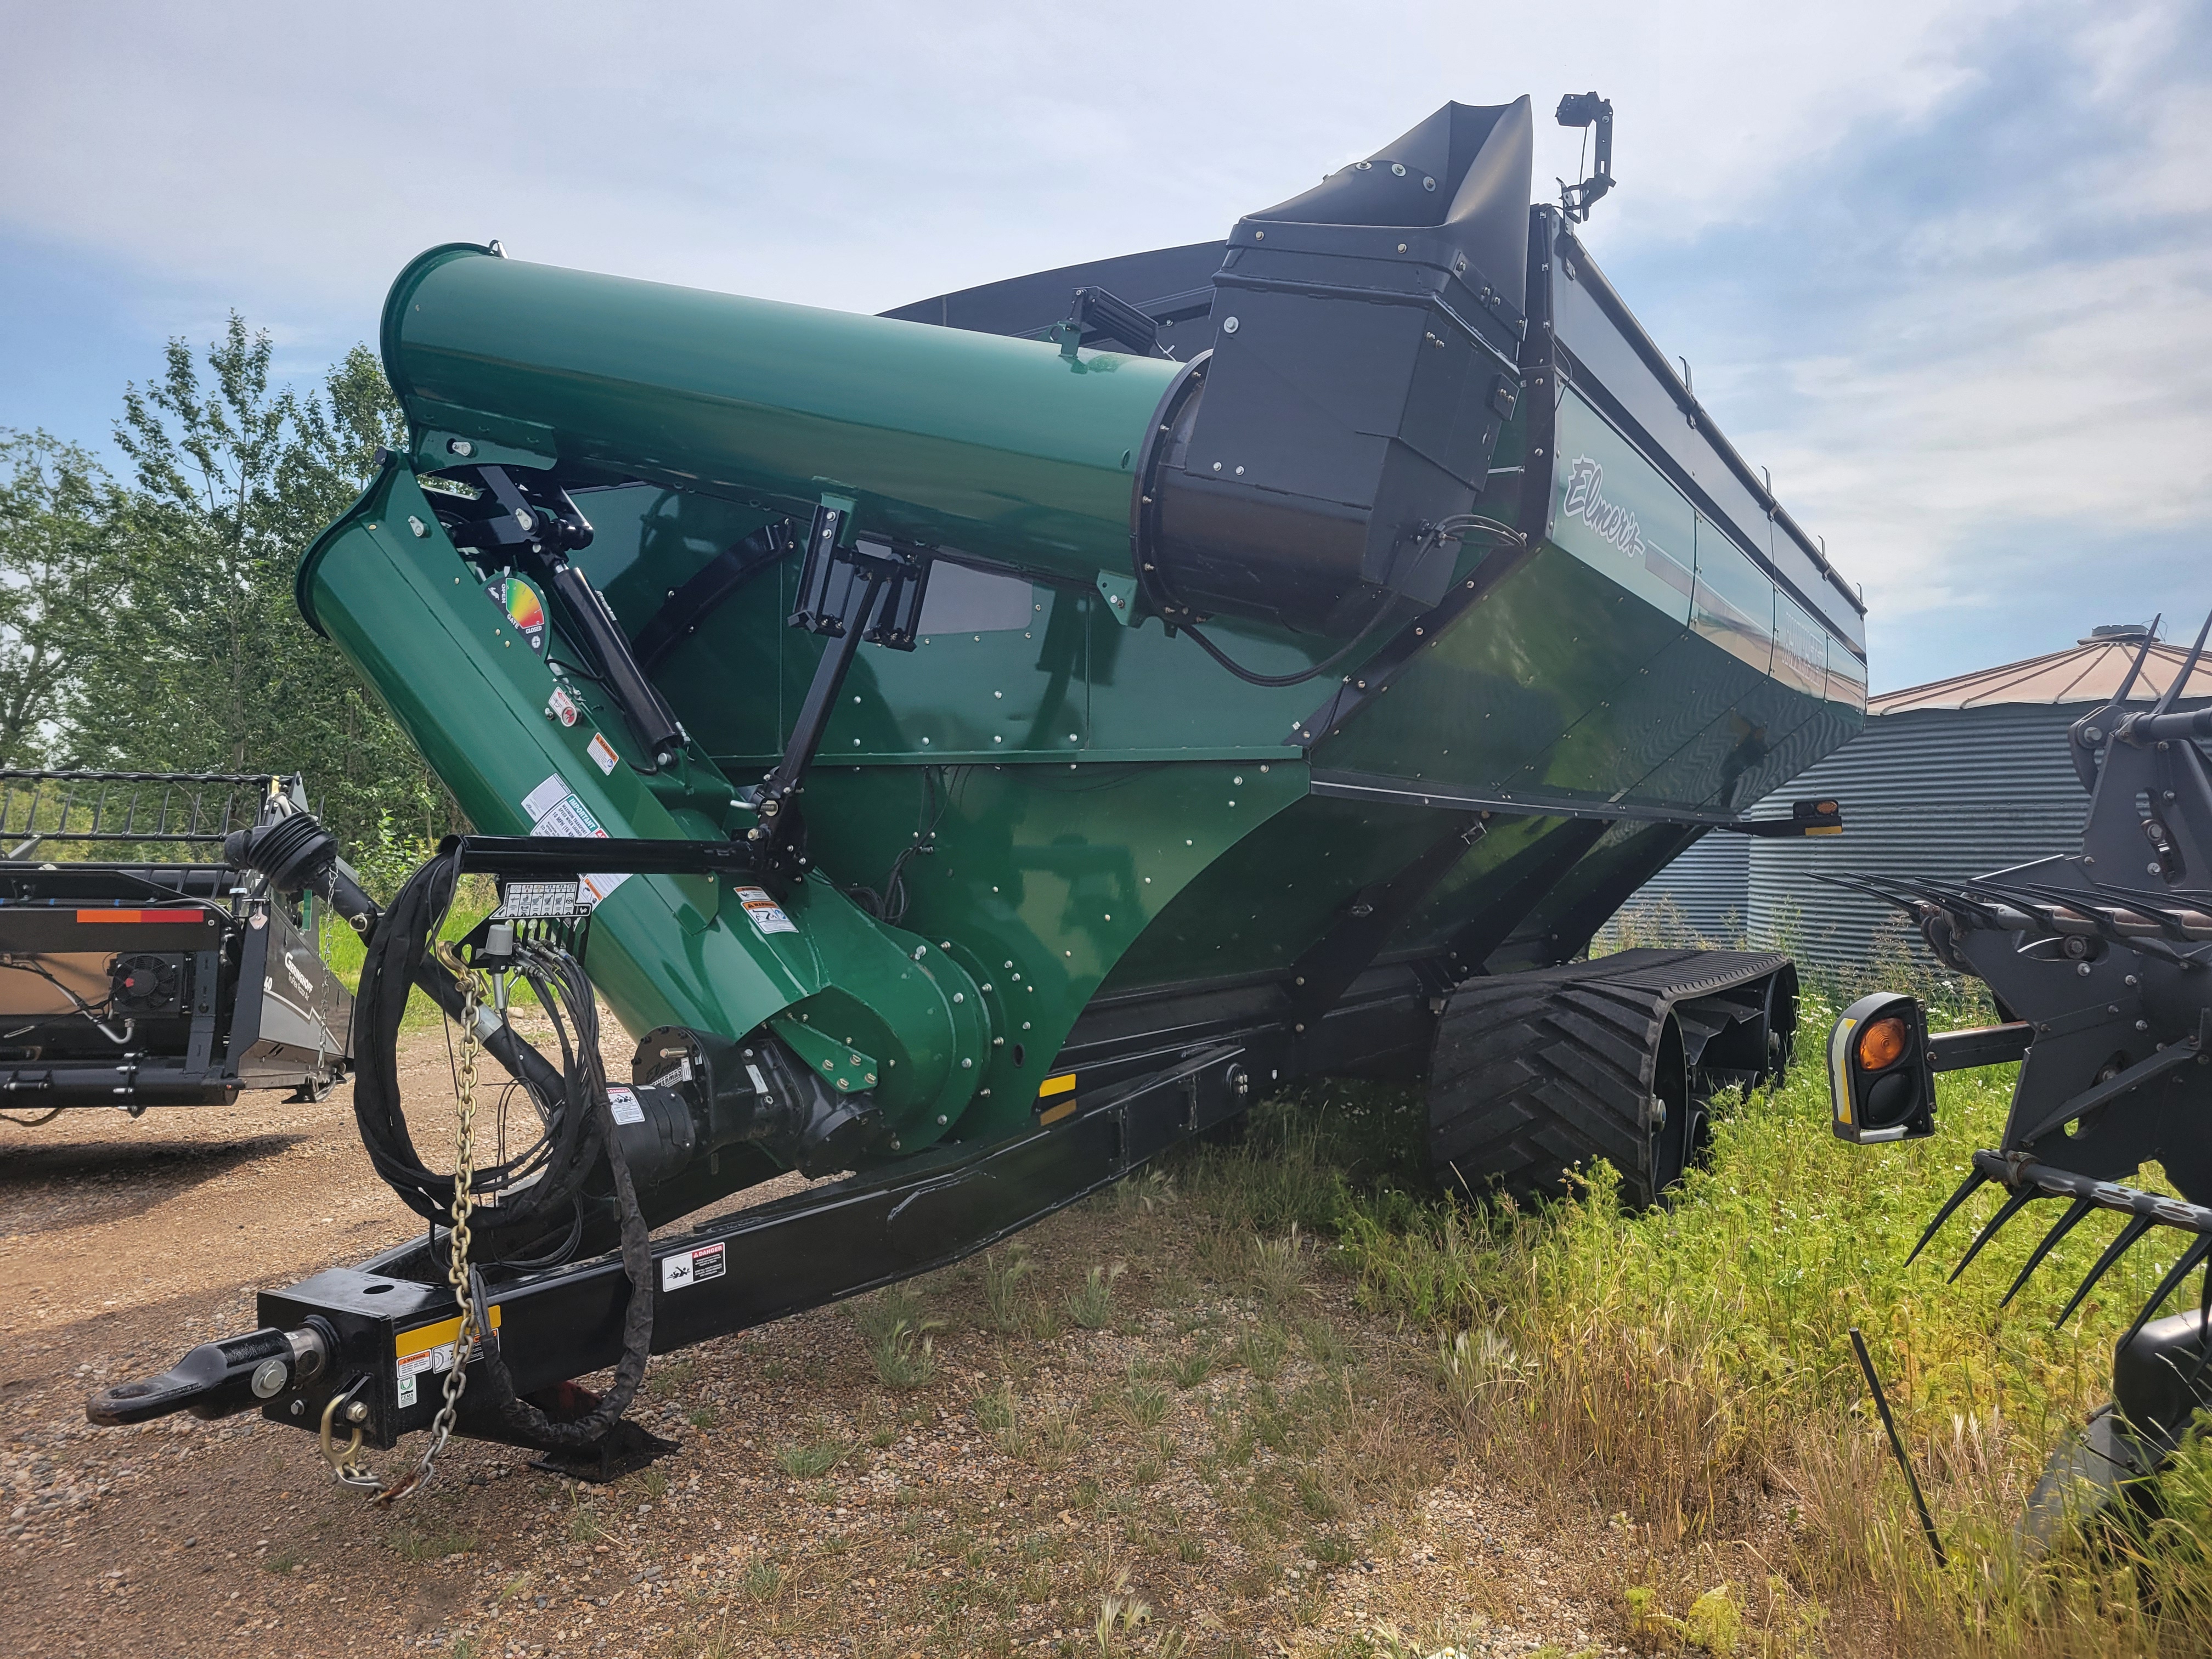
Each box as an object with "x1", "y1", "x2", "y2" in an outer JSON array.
[{"x1": 351, "y1": 847, "x2": 656, "y2": 1446}]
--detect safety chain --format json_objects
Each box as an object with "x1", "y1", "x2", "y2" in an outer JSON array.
[{"x1": 366, "y1": 946, "x2": 487, "y2": 1505}]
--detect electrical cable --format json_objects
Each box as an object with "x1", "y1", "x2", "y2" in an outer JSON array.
[
  {"x1": 465, "y1": 943, "x2": 655, "y2": 1449},
  {"x1": 353, "y1": 855, "x2": 589, "y2": 1229},
  {"x1": 351, "y1": 847, "x2": 656, "y2": 1449},
  {"x1": 848, "y1": 766, "x2": 947, "y2": 924}
]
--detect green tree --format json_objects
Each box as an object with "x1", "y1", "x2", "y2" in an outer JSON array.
[
  {"x1": 68, "y1": 315, "x2": 454, "y2": 849},
  {"x1": 0, "y1": 431, "x2": 131, "y2": 766}
]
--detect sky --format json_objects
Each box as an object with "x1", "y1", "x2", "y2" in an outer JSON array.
[{"x1": 2, "y1": 0, "x2": 2207, "y2": 693}]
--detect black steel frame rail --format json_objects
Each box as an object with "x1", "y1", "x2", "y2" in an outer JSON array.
[
  {"x1": 444, "y1": 834, "x2": 756, "y2": 878},
  {"x1": 252, "y1": 1044, "x2": 1250, "y2": 1452}
]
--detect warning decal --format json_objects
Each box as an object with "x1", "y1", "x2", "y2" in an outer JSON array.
[
  {"x1": 520, "y1": 774, "x2": 631, "y2": 905},
  {"x1": 394, "y1": 1304, "x2": 505, "y2": 1408},
  {"x1": 735, "y1": 885, "x2": 798, "y2": 936},
  {"x1": 661, "y1": 1240, "x2": 728, "y2": 1293},
  {"x1": 607, "y1": 1086, "x2": 645, "y2": 1125}
]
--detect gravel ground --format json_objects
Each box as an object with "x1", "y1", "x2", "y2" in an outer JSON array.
[{"x1": 0, "y1": 1034, "x2": 1679, "y2": 1658}]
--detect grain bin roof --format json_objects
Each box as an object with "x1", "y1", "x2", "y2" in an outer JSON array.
[{"x1": 1870, "y1": 627, "x2": 2212, "y2": 714}]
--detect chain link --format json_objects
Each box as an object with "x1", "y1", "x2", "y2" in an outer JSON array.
[{"x1": 369, "y1": 947, "x2": 486, "y2": 1505}]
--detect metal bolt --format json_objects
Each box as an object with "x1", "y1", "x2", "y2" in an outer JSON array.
[
  {"x1": 407, "y1": 515, "x2": 427, "y2": 538},
  {"x1": 961, "y1": 1058, "x2": 972, "y2": 1069},
  {"x1": 2138, "y1": 1019, "x2": 2152, "y2": 1032},
  {"x1": 250, "y1": 1359, "x2": 288, "y2": 1399},
  {"x1": 1397, "y1": 242, "x2": 1408, "y2": 253},
  {"x1": 449, "y1": 438, "x2": 474, "y2": 457},
  {"x1": 1252, "y1": 230, "x2": 1265, "y2": 240},
  {"x1": 1391, "y1": 163, "x2": 1406, "y2": 176},
  {"x1": 1222, "y1": 317, "x2": 1240, "y2": 335},
  {"x1": 2078, "y1": 962, "x2": 2092, "y2": 976},
  {"x1": 346, "y1": 1401, "x2": 369, "y2": 1424}
]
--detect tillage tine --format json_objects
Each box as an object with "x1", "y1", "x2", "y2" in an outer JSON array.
[
  {"x1": 1949, "y1": 1184, "x2": 2040, "y2": 1283},
  {"x1": 2148, "y1": 608, "x2": 2212, "y2": 718},
  {"x1": 2121, "y1": 1234, "x2": 2212, "y2": 1350},
  {"x1": 2055, "y1": 1214, "x2": 2158, "y2": 1327},
  {"x1": 1909, "y1": 1167, "x2": 1991, "y2": 1266},
  {"x1": 2112, "y1": 617, "x2": 2160, "y2": 704},
  {"x1": 2000, "y1": 1196, "x2": 2097, "y2": 1307}
]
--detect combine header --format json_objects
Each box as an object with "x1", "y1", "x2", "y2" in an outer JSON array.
[
  {"x1": 0, "y1": 771, "x2": 353, "y2": 1120},
  {"x1": 89, "y1": 95, "x2": 1865, "y2": 1488},
  {"x1": 1830, "y1": 620, "x2": 2212, "y2": 1532}
]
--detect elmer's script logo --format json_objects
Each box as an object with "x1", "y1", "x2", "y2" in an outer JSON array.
[{"x1": 1560, "y1": 458, "x2": 1645, "y2": 561}]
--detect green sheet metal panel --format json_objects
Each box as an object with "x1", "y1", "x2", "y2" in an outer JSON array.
[{"x1": 796, "y1": 756, "x2": 1307, "y2": 1139}]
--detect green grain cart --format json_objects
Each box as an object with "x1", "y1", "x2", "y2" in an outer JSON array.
[{"x1": 93, "y1": 95, "x2": 1865, "y2": 1482}]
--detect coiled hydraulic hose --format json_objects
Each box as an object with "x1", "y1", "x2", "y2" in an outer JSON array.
[{"x1": 352, "y1": 849, "x2": 655, "y2": 1448}]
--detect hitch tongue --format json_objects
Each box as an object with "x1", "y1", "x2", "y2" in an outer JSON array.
[{"x1": 86, "y1": 1324, "x2": 328, "y2": 1426}]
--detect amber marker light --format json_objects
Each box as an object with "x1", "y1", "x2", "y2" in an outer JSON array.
[{"x1": 1856, "y1": 1016, "x2": 1910, "y2": 1071}]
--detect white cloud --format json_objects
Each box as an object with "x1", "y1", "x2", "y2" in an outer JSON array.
[
  {"x1": 0, "y1": 0, "x2": 2040, "y2": 320},
  {"x1": 3, "y1": 0, "x2": 2207, "y2": 687}
]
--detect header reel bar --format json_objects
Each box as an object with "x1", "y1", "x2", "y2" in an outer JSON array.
[{"x1": 0, "y1": 769, "x2": 296, "y2": 857}]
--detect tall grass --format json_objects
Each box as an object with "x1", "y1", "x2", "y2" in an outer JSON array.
[{"x1": 1173, "y1": 996, "x2": 2210, "y2": 1654}]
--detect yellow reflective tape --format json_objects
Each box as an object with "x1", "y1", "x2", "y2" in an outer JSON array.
[
  {"x1": 1040, "y1": 1098, "x2": 1078, "y2": 1125},
  {"x1": 1805, "y1": 826, "x2": 1843, "y2": 837},
  {"x1": 395, "y1": 1304, "x2": 503, "y2": 1362},
  {"x1": 1037, "y1": 1073, "x2": 1076, "y2": 1099}
]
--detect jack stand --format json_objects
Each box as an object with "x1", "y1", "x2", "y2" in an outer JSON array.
[{"x1": 527, "y1": 1420, "x2": 681, "y2": 1485}]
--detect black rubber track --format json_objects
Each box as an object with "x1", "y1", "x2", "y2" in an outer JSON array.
[{"x1": 1428, "y1": 947, "x2": 1792, "y2": 1208}]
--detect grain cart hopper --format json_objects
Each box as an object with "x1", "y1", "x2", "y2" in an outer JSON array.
[
  {"x1": 1827, "y1": 620, "x2": 2212, "y2": 1536},
  {"x1": 0, "y1": 770, "x2": 354, "y2": 1120},
  {"x1": 89, "y1": 96, "x2": 1866, "y2": 1486}
]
